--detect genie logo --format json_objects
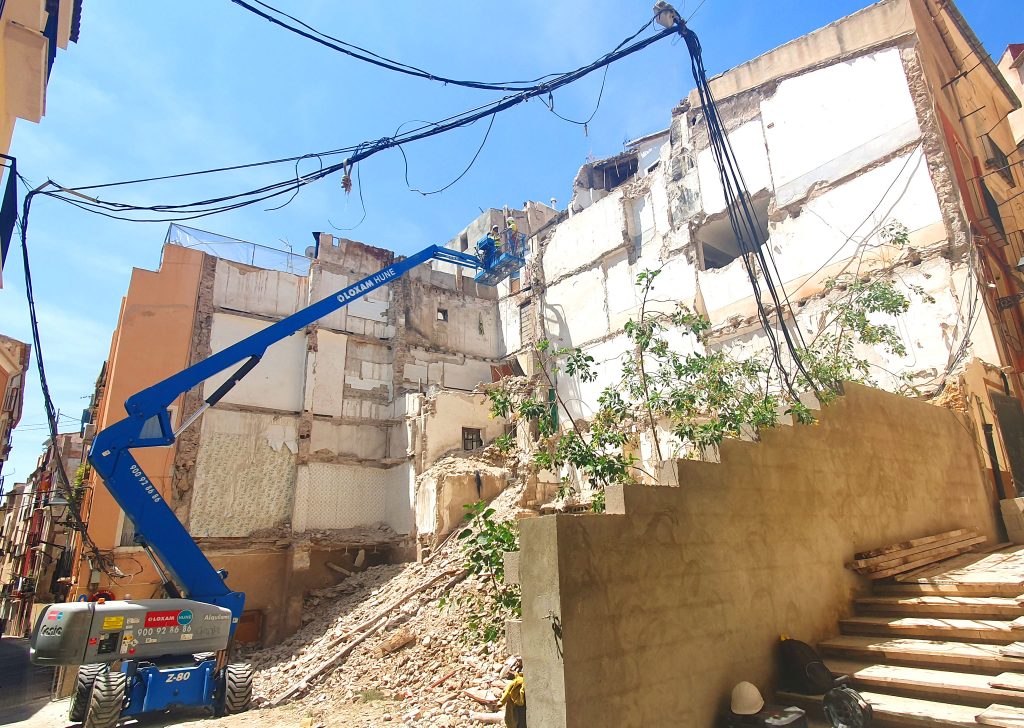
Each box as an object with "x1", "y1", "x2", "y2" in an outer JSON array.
[{"x1": 177, "y1": 610, "x2": 193, "y2": 626}]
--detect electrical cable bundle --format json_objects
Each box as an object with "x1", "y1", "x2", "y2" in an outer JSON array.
[
  {"x1": 24, "y1": 18, "x2": 675, "y2": 224},
  {"x1": 678, "y1": 26, "x2": 817, "y2": 396}
]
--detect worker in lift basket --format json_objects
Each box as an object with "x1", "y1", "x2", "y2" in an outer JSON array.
[
  {"x1": 505, "y1": 217, "x2": 519, "y2": 255},
  {"x1": 476, "y1": 232, "x2": 496, "y2": 268},
  {"x1": 488, "y1": 225, "x2": 503, "y2": 255}
]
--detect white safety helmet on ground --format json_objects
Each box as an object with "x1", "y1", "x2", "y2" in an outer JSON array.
[{"x1": 731, "y1": 681, "x2": 765, "y2": 715}]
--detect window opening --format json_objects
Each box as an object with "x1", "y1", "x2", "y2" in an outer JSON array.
[
  {"x1": 696, "y1": 193, "x2": 771, "y2": 270},
  {"x1": 462, "y1": 427, "x2": 483, "y2": 451}
]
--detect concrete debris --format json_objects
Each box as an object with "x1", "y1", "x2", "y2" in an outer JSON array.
[
  {"x1": 378, "y1": 626, "x2": 416, "y2": 655},
  {"x1": 425, "y1": 444, "x2": 509, "y2": 474},
  {"x1": 250, "y1": 483, "x2": 531, "y2": 728}
]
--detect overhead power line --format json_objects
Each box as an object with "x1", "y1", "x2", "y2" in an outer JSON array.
[
  {"x1": 26, "y1": 19, "x2": 681, "y2": 223},
  {"x1": 15, "y1": 200, "x2": 116, "y2": 578},
  {"x1": 230, "y1": 0, "x2": 653, "y2": 93}
]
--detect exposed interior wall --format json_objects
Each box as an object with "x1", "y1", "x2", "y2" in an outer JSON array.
[
  {"x1": 519, "y1": 384, "x2": 1000, "y2": 728},
  {"x1": 179, "y1": 233, "x2": 508, "y2": 542},
  {"x1": 292, "y1": 462, "x2": 411, "y2": 533},
  {"x1": 420, "y1": 391, "x2": 506, "y2": 467},
  {"x1": 519, "y1": 12, "x2": 1009, "y2": 432},
  {"x1": 189, "y1": 409, "x2": 298, "y2": 537}
]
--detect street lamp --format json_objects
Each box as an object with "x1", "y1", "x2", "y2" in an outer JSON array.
[{"x1": 44, "y1": 492, "x2": 73, "y2": 530}]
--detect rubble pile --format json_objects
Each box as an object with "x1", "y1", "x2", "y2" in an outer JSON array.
[{"x1": 251, "y1": 482, "x2": 530, "y2": 727}]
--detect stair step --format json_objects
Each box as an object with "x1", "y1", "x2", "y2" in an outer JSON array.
[
  {"x1": 856, "y1": 596, "x2": 1024, "y2": 619},
  {"x1": 873, "y1": 582, "x2": 1024, "y2": 598},
  {"x1": 826, "y1": 659, "x2": 1024, "y2": 707},
  {"x1": 840, "y1": 616, "x2": 1022, "y2": 644},
  {"x1": 819, "y1": 635, "x2": 1024, "y2": 674},
  {"x1": 779, "y1": 689, "x2": 985, "y2": 727},
  {"x1": 978, "y1": 704, "x2": 1024, "y2": 727}
]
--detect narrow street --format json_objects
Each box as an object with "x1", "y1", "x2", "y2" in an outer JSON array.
[
  {"x1": 0, "y1": 697, "x2": 399, "y2": 728},
  {"x1": 0, "y1": 636, "x2": 54, "y2": 718}
]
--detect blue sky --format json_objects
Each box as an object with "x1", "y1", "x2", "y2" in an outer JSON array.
[{"x1": 0, "y1": 0, "x2": 1018, "y2": 488}]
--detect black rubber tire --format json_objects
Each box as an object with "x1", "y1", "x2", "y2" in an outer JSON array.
[
  {"x1": 83, "y1": 670, "x2": 126, "y2": 728},
  {"x1": 69, "y1": 664, "x2": 105, "y2": 723},
  {"x1": 220, "y1": 663, "x2": 253, "y2": 715}
]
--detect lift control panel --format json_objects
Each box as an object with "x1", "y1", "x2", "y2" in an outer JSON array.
[{"x1": 30, "y1": 598, "x2": 232, "y2": 666}]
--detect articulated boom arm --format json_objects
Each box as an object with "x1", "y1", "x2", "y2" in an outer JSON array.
[{"x1": 89, "y1": 245, "x2": 483, "y2": 622}]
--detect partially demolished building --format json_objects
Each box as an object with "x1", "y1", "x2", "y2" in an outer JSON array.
[
  {"x1": 72, "y1": 0, "x2": 1024, "y2": 652},
  {"x1": 75, "y1": 208, "x2": 555, "y2": 644},
  {"x1": 497, "y1": 0, "x2": 1024, "y2": 483}
]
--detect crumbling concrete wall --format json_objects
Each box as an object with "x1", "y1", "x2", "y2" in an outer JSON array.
[
  {"x1": 415, "y1": 460, "x2": 507, "y2": 545},
  {"x1": 425, "y1": 391, "x2": 506, "y2": 466},
  {"x1": 525, "y1": 26, "x2": 996, "y2": 427},
  {"x1": 177, "y1": 225, "x2": 512, "y2": 542},
  {"x1": 518, "y1": 384, "x2": 1000, "y2": 728}
]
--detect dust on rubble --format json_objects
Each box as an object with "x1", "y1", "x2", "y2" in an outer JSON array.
[{"x1": 249, "y1": 482, "x2": 531, "y2": 728}]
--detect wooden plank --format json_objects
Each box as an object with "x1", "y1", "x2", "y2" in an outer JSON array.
[
  {"x1": 854, "y1": 595, "x2": 1024, "y2": 619},
  {"x1": 873, "y1": 582, "x2": 1024, "y2": 597},
  {"x1": 992, "y1": 673, "x2": 1024, "y2": 692},
  {"x1": 854, "y1": 529, "x2": 972, "y2": 561},
  {"x1": 779, "y1": 690, "x2": 981, "y2": 727},
  {"x1": 977, "y1": 704, "x2": 1024, "y2": 727},
  {"x1": 856, "y1": 536, "x2": 986, "y2": 574},
  {"x1": 840, "y1": 616, "x2": 1019, "y2": 644},
  {"x1": 864, "y1": 537, "x2": 987, "y2": 579},
  {"x1": 819, "y1": 635, "x2": 1024, "y2": 674},
  {"x1": 848, "y1": 530, "x2": 979, "y2": 569},
  {"x1": 826, "y1": 659, "x2": 1024, "y2": 706}
]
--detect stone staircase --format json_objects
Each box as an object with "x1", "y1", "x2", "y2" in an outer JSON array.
[{"x1": 781, "y1": 546, "x2": 1024, "y2": 726}]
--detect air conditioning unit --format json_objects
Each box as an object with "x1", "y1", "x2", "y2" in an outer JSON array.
[{"x1": 82, "y1": 423, "x2": 96, "y2": 441}]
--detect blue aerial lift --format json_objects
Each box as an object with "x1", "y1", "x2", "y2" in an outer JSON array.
[{"x1": 29, "y1": 236, "x2": 520, "y2": 727}]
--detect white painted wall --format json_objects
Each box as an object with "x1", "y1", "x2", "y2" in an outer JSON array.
[
  {"x1": 422, "y1": 391, "x2": 506, "y2": 466},
  {"x1": 544, "y1": 267, "x2": 609, "y2": 348},
  {"x1": 761, "y1": 47, "x2": 920, "y2": 202},
  {"x1": 204, "y1": 313, "x2": 306, "y2": 412},
  {"x1": 213, "y1": 260, "x2": 305, "y2": 319},
  {"x1": 695, "y1": 119, "x2": 773, "y2": 215},
  {"x1": 305, "y1": 329, "x2": 347, "y2": 417},
  {"x1": 310, "y1": 420, "x2": 388, "y2": 460},
  {"x1": 545, "y1": 191, "x2": 627, "y2": 283},
  {"x1": 765, "y1": 147, "x2": 943, "y2": 292}
]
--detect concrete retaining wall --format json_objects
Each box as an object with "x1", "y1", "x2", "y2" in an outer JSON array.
[{"x1": 518, "y1": 383, "x2": 1000, "y2": 728}]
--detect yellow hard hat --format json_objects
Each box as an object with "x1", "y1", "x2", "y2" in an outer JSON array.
[{"x1": 731, "y1": 682, "x2": 764, "y2": 715}]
